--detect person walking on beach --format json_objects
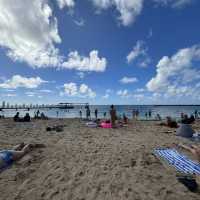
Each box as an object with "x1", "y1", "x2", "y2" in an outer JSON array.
[
  {"x1": 145, "y1": 112, "x2": 148, "y2": 119},
  {"x1": 95, "y1": 109, "x2": 98, "y2": 119},
  {"x1": 110, "y1": 105, "x2": 117, "y2": 128}
]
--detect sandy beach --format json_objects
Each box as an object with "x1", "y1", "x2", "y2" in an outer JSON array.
[{"x1": 0, "y1": 118, "x2": 200, "y2": 200}]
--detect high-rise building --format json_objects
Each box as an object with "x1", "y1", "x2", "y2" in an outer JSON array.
[{"x1": 2, "y1": 101, "x2": 6, "y2": 108}]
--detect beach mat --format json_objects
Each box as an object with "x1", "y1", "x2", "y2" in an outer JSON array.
[{"x1": 154, "y1": 148, "x2": 200, "y2": 175}]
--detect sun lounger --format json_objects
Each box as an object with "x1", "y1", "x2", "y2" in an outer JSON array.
[{"x1": 154, "y1": 148, "x2": 200, "y2": 175}]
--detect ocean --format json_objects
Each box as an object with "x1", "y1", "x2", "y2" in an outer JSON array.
[{"x1": 1, "y1": 105, "x2": 200, "y2": 120}]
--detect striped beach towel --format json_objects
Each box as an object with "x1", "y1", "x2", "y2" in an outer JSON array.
[{"x1": 154, "y1": 148, "x2": 200, "y2": 175}]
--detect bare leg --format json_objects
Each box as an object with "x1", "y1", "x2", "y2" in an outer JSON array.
[
  {"x1": 12, "y1": 143, "x2": 25, "y2": 151},
  {"x1": 11, "y1": 144, "x2": 32, "y2": 161},
  {"x1": 179, "y1": 144, "x2": 200, "y2": 162}
]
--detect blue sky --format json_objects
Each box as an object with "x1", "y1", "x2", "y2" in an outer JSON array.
[{"x1": 0, "y1": 0, "x2": 200, "y2": 105}]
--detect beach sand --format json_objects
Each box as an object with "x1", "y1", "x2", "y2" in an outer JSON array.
[{"x1": 0, "y1": 118, "x2": 200, "y2": 200}]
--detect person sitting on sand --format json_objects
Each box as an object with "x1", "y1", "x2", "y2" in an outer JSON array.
[
  {"x1": 110, "y1": 105, "x2": 117, "y2": 128},
  {"x1": 13, "y1": 112, "x2": 20, "y2": 122},
  {"x1": 23, "y1": 113, "x2": 31, "y2": 122},
  {"x1": 181, "y1": 114, "x2": 195, "y2": 124}
]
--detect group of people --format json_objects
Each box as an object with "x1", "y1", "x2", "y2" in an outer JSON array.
[
  {"x1": 34, "y1": 110, "x2": 48, "y2": 120},
  {"x1": 181, "y1": 113, "x2": 195, "y2": 124},
  {"x1": 13, "y1": 112, "x2": 31, "y2": 122},
  {"x1": 13, "y1": 110, "x2": 49, "y2": 122},
  {"x1": 145, "y1": 110, "x2": 152, "y2": 119},
  {"x1": 132, "y1": 109, "x2": 140, "y2": 119}
]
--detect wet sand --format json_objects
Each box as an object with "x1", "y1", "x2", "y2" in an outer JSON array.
[{"x1": 0, "y1": 118, "x2": 200, "y2": 200}]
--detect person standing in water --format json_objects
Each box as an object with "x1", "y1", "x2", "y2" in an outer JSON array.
[
  {"x1": 95, "y1": 109, "x2": 98, "y2": 119},
  {"x1": 79, "y1": 110, "x2": 82, "y2": 119},
  {"x1": 148, "y1": 110, "x2": 152, "y2": 118},
  {"x1": 110, "y1": 105, "x2": 117, "y2": 128}
]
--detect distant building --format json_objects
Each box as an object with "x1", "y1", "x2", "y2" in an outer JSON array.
[{"x1": 2, "y1": 101, "x2": 6, "y2": 108}]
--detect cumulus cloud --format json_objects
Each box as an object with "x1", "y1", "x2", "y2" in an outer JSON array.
[
  {"x1": 127, "y1": 41, "x2": 151, "y2": 67},
  {"x1": 0, "y1": 0, "x2": 63, "y2": 67},
  {"x1": 153, "y1": 0, "x2": 194, "y2": 8},
  {"x1": 120, "y1": 76, "x2": 138, "y2": 84},
  {"x1": 117, "y1": 89, "x2": 130, "y2": 98},
  {"x1": 0, "y1": 0, "x2": 107, "y2": 72},
  {"x1": 146, "y1": 45, "x2": 200, "y2": 97},
  {"x1": 0, "y1": 75, "x2": 47, "y2": 89},
  {"x1": 56, "y1": 0, "x2": 75, "y2": 9},
  {"x1": 62, "y1": 82, "x2": 96, "y2": 98},
  {"x1": 62, "y1": 50, "x2": 107, "y2": 72},
  {"x1": 91, "y1": 0, "x2": 144, "y2": 26}
]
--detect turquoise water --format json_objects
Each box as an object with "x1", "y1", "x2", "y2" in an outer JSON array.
[{"x1": 1, "y1": 105, "x2": 200, "y2": 119}]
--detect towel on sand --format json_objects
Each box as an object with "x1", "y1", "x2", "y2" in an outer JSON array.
[{"x1": 154, "y1": 148, "x2": 200, "y2": 175}]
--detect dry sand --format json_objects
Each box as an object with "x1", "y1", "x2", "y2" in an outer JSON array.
[{"x1": 0, "y1": 118, "x2": 200, "y2": 200}]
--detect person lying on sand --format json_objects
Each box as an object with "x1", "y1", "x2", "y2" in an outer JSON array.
[{"x1": 0, "y1": 143, "x2": 45, "y2": 171}]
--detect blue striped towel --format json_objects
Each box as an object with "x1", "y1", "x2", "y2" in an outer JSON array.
[{"x1": 154, "y1": 148, "x2": 200, "y2": 175}]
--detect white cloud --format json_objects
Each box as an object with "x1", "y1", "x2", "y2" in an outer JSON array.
[
  {"x1": 74, "y1": 18, "x2": 85, "y2": 27},
  {"x1": 76, "y1": 72, "x2": 85, "y2": 79},
  {"x1": 0, "y1": 1, "x2": 107, "y2": 72},
  {"x1": 153, "y1": 0, "x2": 194, "y2": 8},
  {"x1": 79, "y1": 84, "x2": 96, "y2": 98},
  {"x1": 127, "y1": 40, "x2": 150, "y2": 67},
  {"x1": 102, "y1": 89, "x2": 112, "y2": 99},
  {"x1": 26, "y1": 92, "x2": 36, "y2": 97},
  {"x1": 120, "y1": 76, "x2": 138, "y2": 84},
  {"x1": 136, "y1": 88, "x2": 145, "y2": 92},
  {"x1": 133, "y1": 94, "x2": 144, "y2": 100},
  {"x1": 146, "y1": 45, "x2": 200, "y2": 98},
  {"x1": 117, "y1": 89, "x2": 130, "y2": 98},
  {"x1": 91, "y1": 0, "x2": 144, "y2": 26},
  {"x1": 102, "y1": 94, "x2": 109, "y2": 99},
  {"x1": 39, "y1": 89, "x2": 52, "y2": 93},
  {"x1": 2, "y1": 93, "x2": 17, "y2": 97},
  {"x1": 56, "y1": 0, "x2": 75, "y2": 9},
  {"x1": 63, "y1": 82, "x2": 78, "y2": 96},
  {"x1": 0, "y1": 75, "x2": 47, "y2": 89},
  {"x1": 62, "y1": 82, "x2": 96, "y2": 98},
  {"x1": 62, "y1": 50, "x2": 107, "y2": 72},
  {"x1": 0, "y1": 0, "x2": 62, "y2": 68}
]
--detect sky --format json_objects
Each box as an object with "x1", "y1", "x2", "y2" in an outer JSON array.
[{"x1": 0, "y1": 0, "x2": 200, "y2": 105}]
